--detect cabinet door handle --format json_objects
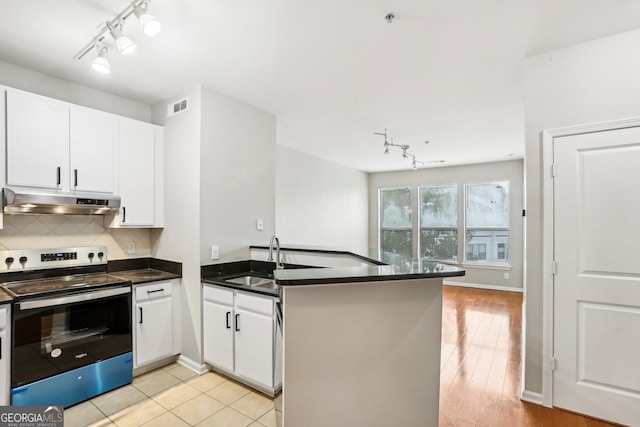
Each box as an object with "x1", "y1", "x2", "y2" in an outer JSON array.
[
  {"x1": 139, "y1": 307, "x2": 143, "y2": 324},
  {"x1": 147, "y1": 289, "x2": 163, "y2": 294},
  {"x1": 235, "y1": 313, "x2": 240, "y2": 332},
  {"x1": 56, "y1": 167, "x2": 61, "y2": 186},
  {"x1": 122, "y1": 206, "x2": 126, "y2": 223},
  {"x1": 74, "y1": 169, "x2": 78, "y2": 188},
  {"x1": 0, "y1": 336, "x2": 2, "y2": 360},
  {"x1": 226, "y1": 311, "x2": 231, "y2": 329}
]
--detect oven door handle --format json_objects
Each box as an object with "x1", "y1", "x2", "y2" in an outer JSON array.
[{"x1": 18, "y1": 286, "x2": 131, "y2": 310}]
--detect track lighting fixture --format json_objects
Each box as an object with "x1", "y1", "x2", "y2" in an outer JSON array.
[
  {"x1": 107, "y1": 22, "x2": 136, "y2": 55},
  {"x1": 374, "y1": 129, "x2": 445, "y2": 170},
  {"x1": 91, "y1": 46, "x2": 110, "y2": 74},
  {"x1": 75, "y1": 0, "x2": 162, "y2": 73},
  {"x1": 134, "y1": 3, "x2": 162, "y2": 36}
]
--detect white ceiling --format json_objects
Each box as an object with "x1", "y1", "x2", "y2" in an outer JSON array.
[{"x1": 1, "y1": 0, "x2": 640, "y2": 172}]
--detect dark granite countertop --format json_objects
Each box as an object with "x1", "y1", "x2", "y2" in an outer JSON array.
[
  {"x1": 0, "y1": 288, "x2": 12, "y2": 304},
  {"x1": 273, "y1": 262, "x2": 465, "y2": 286},
  {"x1": 108, "y1": 257, "x2": 182, "y2": 284},
  {"x1": 201, "y1": 259, "x2": 463, "y2": 293},
  {"x1": 110, "y1": 268, "x2": 180, "y2": 284}
]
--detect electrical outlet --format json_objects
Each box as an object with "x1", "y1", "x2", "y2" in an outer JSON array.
[
  {"x1": 211, "y1": 245, "x2": 220, "y2": 260},
  {"x1": 503, "y1": 272, "x2": 509, "y2": 280},
  {"x1": 256, "y1": 218, "x2": 264, "y2": 231},
  {"x1": 127, "y1": 241, "x2": 136, "y2": 254}
]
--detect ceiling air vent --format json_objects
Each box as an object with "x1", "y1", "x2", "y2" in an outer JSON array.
[{"x1": 166, "y1": 97, "x2": 189, "y2": 118}]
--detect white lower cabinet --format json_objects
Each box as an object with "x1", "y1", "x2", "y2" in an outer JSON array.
[
  {"x1": 133, "y1": 280, "x2": 180, "y2": 369},
  {"x1": 203, "y1": 284, "x2": 281, "y2": 396},
  {"x1": 0, "y1": 305, "x2": 10, "y2": 405}
]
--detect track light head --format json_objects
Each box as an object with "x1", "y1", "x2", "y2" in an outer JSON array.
[
  {"x1": 91, "y1": 46, "x2": 110, "y2": 74},
  {"x1": 134, "y1": 3, "x2": 162, "y2": 36},
  {"x1": 107, "y1": 22, "x2": 136, "y2": 55}
]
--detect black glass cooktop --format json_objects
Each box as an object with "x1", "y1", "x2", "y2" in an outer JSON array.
[{"x1": 1, "y1": 273, "x2": 128, "y2": 299}]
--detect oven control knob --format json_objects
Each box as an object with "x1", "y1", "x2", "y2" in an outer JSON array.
[
  {"x1": 98, "y1": 251, "x2": 104, "y2": 259},
  {"x1": 5, "y1": 257, "x2": 14, "y2": 267},
  {"x1": 19, "y1": 256, "x2": 27, "y2": 265},
  {"x1": 88, "y1": 252, "x2": 95, "y2": 260}
]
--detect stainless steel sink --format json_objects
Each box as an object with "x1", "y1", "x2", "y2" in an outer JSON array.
[{"x1": 225, "y1": 275, "x2": 274, "y2": 287}]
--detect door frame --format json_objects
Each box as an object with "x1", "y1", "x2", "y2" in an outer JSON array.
[{"x1": 540, "y1": 116, "x2": 640, "y2": 407}]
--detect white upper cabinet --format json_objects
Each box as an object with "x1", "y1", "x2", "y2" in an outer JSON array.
[
  {"x1": 6, "y1": 89, "x2": 116, "y2": 193},
  {"x1": 111, "y1": 116, "x2": 164, "y2": 228},
  {"x1": 6, "y1": 89, "x2": 69, "y2": 190},
  {"x1": 70, "y1": 105, "x2": 116, "y2": 193}
]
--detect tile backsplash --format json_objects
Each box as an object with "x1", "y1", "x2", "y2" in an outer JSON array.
[{"x1": 0, "y1": 215, "x2": 151, "y2": 259}]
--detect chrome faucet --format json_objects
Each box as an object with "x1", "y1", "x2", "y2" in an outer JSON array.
[{"x1": 267, "y1": 235, "x2": 284, "y2": 269}]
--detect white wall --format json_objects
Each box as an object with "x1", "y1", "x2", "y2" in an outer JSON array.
[
  {"x1": 368, "y1": 160, "x2": 524, "y2": 290},
  {"x1": 151, "y1": 86, "x2": 203, "y2": 365},
  {"x1": 276, "y1": 146, "x2": 369, "y2": 256},
  {"x1": 199, "y1": 87, "x2": 276, "y2": 264},
  {"x1": 151, "y1": 85, "x2": 276, "y2": 366},
  {"x1": 0, "y1": 59, "x2": 150, "y2": 122},
  {"x1": 523, "y1": 28, "x2": 640, "y2": 395}
]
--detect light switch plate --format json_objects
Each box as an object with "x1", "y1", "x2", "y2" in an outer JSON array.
[
  {"x1": 211, "y1": 245, "x2": 220, "y2": 260},
  {"x1": 256, "y1": 218, "x2": 264, "y2": 231},
  {"x1": 127, "y1": 241, "x2": 136, "y2": 254}
]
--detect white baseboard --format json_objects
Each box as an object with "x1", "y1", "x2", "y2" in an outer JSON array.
[
  {"x1": 177, "y1": 355, "x2": 208, "y2": 375},
  {"x1": 443, "y1": 280, "x2": 523, "y2": 293},
  {"x1": 521, "y1": 390, "x2": 544, "y2": 405}
]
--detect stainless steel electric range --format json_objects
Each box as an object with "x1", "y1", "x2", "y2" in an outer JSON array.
[{"x1": 0, "y1": 246, "x2": 133, "y2": 408}]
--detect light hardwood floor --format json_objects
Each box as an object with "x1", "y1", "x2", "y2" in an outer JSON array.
[
  {"x1": 439, "y1": 285, "x2": 622, "y2": 427},
  {"x1": 64, "y1": 285, "x2": 623, "y2": 426}
]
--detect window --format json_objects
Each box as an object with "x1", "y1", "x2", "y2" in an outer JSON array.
[
  {"x1": 465, "y1": 181, "x2": 509, "y2": 264},
  {"x1": 419, "y1": 185, "x2": 457, "y2": 261},
  {"x1": 379, "y1": 187, "x2": 413, "y2": 267}
]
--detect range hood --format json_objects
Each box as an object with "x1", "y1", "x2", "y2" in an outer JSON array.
[{"x1": 2, "y1": 188, "x2": 121, "y2": 215}]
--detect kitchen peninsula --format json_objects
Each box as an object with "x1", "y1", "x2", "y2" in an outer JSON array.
[{"x1": 274, "y1": 260, "x2": 464, "y2": 427}]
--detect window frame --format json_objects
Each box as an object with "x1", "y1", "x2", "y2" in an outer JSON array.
[
  {"x1": 418, "y1": 184, "x2": 459, "y2": 262},
  {"x1": 378, "y1": 186, "x2": 414, "y2": 266},
  {"x1": 463, "y1": 180, "x2": 511, "y2": 268}
]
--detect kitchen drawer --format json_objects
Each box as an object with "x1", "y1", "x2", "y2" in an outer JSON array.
[
  {"x1": 203, "y1": 285, "x2": 233, "y2": 306},
  {"x1": 135, "y1": 281, "x2": 172, "y2": 302},
  {"x1": 236, "y1": 292, "x2": 273, "y2": 316},
  {"x1": 0, "y1": 306, "x2": 7, "y2": 329}
]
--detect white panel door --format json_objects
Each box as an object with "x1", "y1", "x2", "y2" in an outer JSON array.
[
  {"x1": 6, "y1": 89, "x2": 69, "y2": 189},
  {"x1": 553, "y1": 126, "x2": 640, "y2": 426},
  {"x1": 70, "y1": 105, "x2": 116, "y2": 193},
  {"x1": 234, "y1": 309, "x2": 273, "y2": 387},
  {"x1": 203, "y1": 300, "x2": 234, "y2": 372},
  {"x1": 136, "y1": 297, "x2": 173, "y2": 367}
]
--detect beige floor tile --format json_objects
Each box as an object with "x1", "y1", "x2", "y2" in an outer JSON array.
[
  {"x1": 206, "y1": 380, "x2": 251, "y2": 405},
  {"x1": 87, "y1": 420, "x2": 118, "y2": 427},
  {"x1": 140, "y1": 411, "x2": 190, "y2": 427},
  {"x1": 109, "y1": 398, "x2": 166, "y2": 427},
  {"x1": 256, "y1": 409, "x2": 278, "y2": 427},
  {"x1": 152, "y1": 382, "x2": 202, "y2": 410},
  {"x1": 133, "y1": 371, "x2": 182, "y2": 396},
  {"x1": 132, "y1": 367, "x2": 166, "y2": 385},
  {"x1": 91, "y1": 385, "x2": 147, "y2": 416},
  {"x1": 166, "y1": 363, "x2": 198, "y2": 381},
  {"x1": 64, "y1": 401, "x2": 109, "y2": 427},
  {"x1": 172, "y1": 394, "x2": 225, "y2": 425},
  {"x1": 196, "y1": 407, "x2": 254, "y2": 427},
  {"x1": 230, "y1": 392, "x2": 274, "y2": 420},
  {"x1": 249, "y1": 422, "x2": 266, "y2": 427},
  {"x1": 186, "y1": 371, "x2": 227, "y2": 392}
]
